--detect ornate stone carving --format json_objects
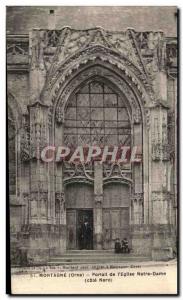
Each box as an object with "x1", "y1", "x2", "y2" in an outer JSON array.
[
  {"x1": 151, "y1": 110, "x2": 170, "y2": 161},
  {"x1": 145, "y1": 108, "x2": 151, "y2": 130},
  {"x1": 132, "y1": 105, "x2": 141, "y2": 124},
  {"x1": 28, "y1": 101, "x2": 49, "y2": 159},
  {"x1": 152, "y1": 143, "x2": 170, "y2": 161},
  {"x1": 94, "y1": 194, "x2": 103, "y2": 208},
  {"x1": 7, "y1": 36, "x2": 29, "y2": 66},
  {"x1": 20, "y1": 116, "x2": 30, "y2": 162},
  {"x1": 131, "y1": 192, "x2": 143, "y2": 203},
  {"x1": 47, "y1": 30, "x2": 63, "y2": 47},
  {"x1": 44, "y1": 27, "x2": 147, "y2": 78},
  {"x1": 30, "y1": 30, "x2": 48, "y2": 71},
  {"x1": 27, "y1": 27, "x2": 168, "y2": 90},
  {"x1": 55, "y1": 106, "x2": 64, "y2": 124},
  {"x1": 103, "y1": 163, "x2": 132, "y2": 186},
  {"x1": 166, "y1": 43, "x2": 177, "y2": 67},
  {"x1": 29, "y1": 27, "x2": 157, "y2": 105},
  {"x1": 103, "y1": 163, "x2": 131, "y2": 178},
  {"x1": 46, "y1": 45, "x2": 151, "y2": 101},
  {"x1": 63, "y1": 162, "x2": 94, "y2": 181},
  {"x1": 167, "y1": 111, "x2": 175, "y2": 159},
  {"x1": 162, "y1": 144, "x2": 171, "y2": 161},
  {"x1": 151, "y1": 191, "x2": 170, "y2": 202},
  {"x1": 152, "y1": 143, "x2": 161, "y2": 160},
  {"x1": 7, "y1": 43, "x2": 28, "y2": 55},
  {"x1": 20, "y1": 140, "x2": 30, "y2": 162},
  {"x1": 55, "y1": 192, "x2": 65, "y2": 213},
  {"x1": 134, "y1": 31, "x2": 166, "y2": 73}
]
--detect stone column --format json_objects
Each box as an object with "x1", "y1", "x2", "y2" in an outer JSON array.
[
  {"x1": 55, "y1": 191, "x2": 66, "y2": 253},
  {"x1": 29, "y1": 30, "x2": 47, "y2": 105},
  {"x1": 93, "y1": 161, "x2": 103, "y2": 250},
  {"x1": 150, "y1": 105, "x2": 174, "y2": 260},
  {"x1": 140, "y1": 106, "x2": 151, "y2": 225},
  {"x1": 55, "y1": 113, "x2": 66, "y2": 253},
  {"x1": 27, "y1": 101, "x2": 52, "y2": 264}
]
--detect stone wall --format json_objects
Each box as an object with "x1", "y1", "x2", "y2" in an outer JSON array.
[{"x1": 7, "y1": 6, "x2": 177, "y2": 36}]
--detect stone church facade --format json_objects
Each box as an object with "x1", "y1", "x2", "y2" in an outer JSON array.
[{"x1": 7, "y1": 7, "x2": 177, "y2": 265}]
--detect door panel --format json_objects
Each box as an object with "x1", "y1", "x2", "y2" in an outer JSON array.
[
  {"x1": 67, "y1": 209, "x2": 93, "y2": 250},
  {"x1": 121, "y1": 207, "x2": 129, "y2": 224},
  {"x1": 103, "y1": 208, "x2": 130, "y2": 249},
  {"x1": 103, "y1": 184, "x2": 130, "y2": 208},
  {"x1": 111, "y1": 210, "x2": 121, "y2": 247},
  {"x1": 65, "y1": 183, "x2": 94, "y2": 249},
  {"x1": 77, "y1": 210, "x2": 93, "y2": 249},
  {"x1": 111, "y1": 210, "x2": 120, "y2": 228},
  {"x1": 65, "y1": 183, "x2": 93, "y2": 209}
]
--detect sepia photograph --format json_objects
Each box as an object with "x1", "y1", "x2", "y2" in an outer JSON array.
[{"x1": 6, "y1": 5, "x2": 178, "y2": 295}]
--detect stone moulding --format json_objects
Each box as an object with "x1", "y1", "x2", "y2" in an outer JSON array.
[
  {"x1": 46, "y1": 47, "x2": 152, "y2": 108},
  {"x1": 53, "y1": 63, "x2": 145, "y2": 128},
  {"x1": 103, "y1": 176, "x2": 132, "y2": 186},
  {"x1": 7, "y1": 34, "x2": 29, "y2": 71},
  {"x1": 63, "y1": 176, "x2": 94, "y2": 186}
]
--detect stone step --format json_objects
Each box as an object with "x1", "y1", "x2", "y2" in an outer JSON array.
[
  {"x1": 64, "y1": 250, "x2": 113, "y2": 253},
  {"x1": 48, "y1": 253, "x2": 150, "y2": 265},
  {"x1": 56, "y1": 250, "x2": 134, "y2": 254},
  {"x1": 49, "y1": 257, "x2": 149, "y2": 262},
  {"x1": 55, "y1": 253, "x2": 128, "y2": 257},
  {"x1": 47, "y1": 259, "x2": 150, "y2": 265}
]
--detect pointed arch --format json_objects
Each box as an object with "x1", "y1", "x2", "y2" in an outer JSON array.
[
  {"x1": 41, "y1": 45, "x2": 153, "y2": 110},
  {"x1": 52, "y1": 62, "x2": 145, "y2": 128}
]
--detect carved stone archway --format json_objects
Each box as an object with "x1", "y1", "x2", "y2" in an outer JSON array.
[
  {"x1": 51, "y1": 60, "x2": 147, "y2": 251},
  {"x1": 23, "y1": 27, "x2": 174, "y2": 260}
]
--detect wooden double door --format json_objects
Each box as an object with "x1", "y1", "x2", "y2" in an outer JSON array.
[
  {"x1": 67, "y1": 209, "x2": 93, "y2": 250},
  {"x1": 66, "y1": 207, "x2": 129, "y2": 250},
  {"x1": 65, "y1": 182, "x2": 130, "y2": 250}
]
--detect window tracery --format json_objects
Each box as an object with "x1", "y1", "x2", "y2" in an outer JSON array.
[{"x1": 64, "y1": 80, "x2": 131, "y2": 148}]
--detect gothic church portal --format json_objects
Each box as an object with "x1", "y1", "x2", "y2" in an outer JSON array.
[{"x1": 7, "y1": 7, "x2": 177, "y2": 264}]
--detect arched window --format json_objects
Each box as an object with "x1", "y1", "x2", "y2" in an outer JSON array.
[{"x1": 64, "y1": 80, "x2": 131, "y2": 147}]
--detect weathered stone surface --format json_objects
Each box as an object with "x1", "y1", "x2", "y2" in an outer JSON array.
[{"x1": 7, "y1": 7, "x2": 177, "y2": 264}]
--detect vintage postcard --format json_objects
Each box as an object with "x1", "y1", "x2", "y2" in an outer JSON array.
[{"x1": 7, "y1": 6, "x2": 178, "y2": 295}]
